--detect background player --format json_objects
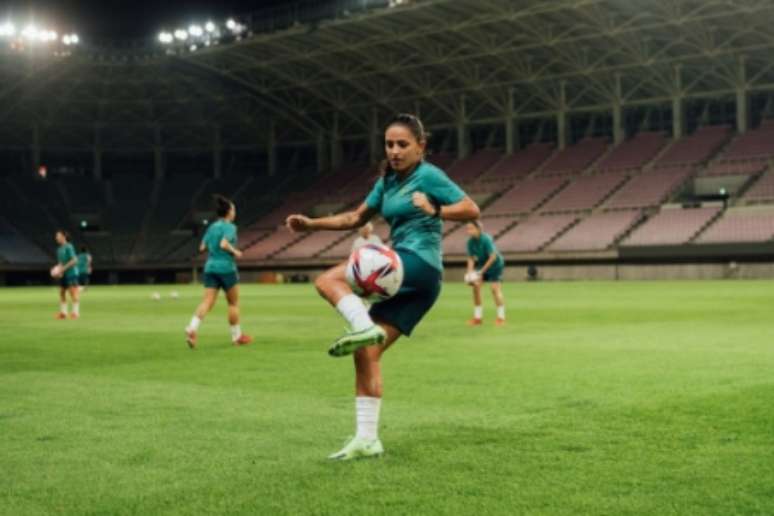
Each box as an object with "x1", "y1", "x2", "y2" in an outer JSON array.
[
  {"x1": 286, "y1": 113, "x2": 480, "y2": 460},
  {"x1": 465, "y1": 221, "x2": 506, "y2": 326},
  {"x1": 54, "y1": 230, "x2": 80, "y2": 319},
  {"x1": 350, "y1": 221, "x2": 384, "y2": 252},
  {"x1": 77, "y1": 246, "x2": 92, "y2": 292},
  {"x1": 185, "y1": 195, "x2": 252, "y2": 349}
]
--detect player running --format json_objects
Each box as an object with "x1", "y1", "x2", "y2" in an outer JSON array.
[
  {"x1": 77, "y1": 246, "x2": 92, "y2": 291},
  {"x1": 54, "y1": 230, "x2": 80, "y2": 319},
  {"x1": 465, "y1": 221, "x2": 506, "y2": 326},
  {"x1": 185, "y1": 195, "x2": 252, "y2": 349},
  {"x1": 286, "y1": 113, "x2": 480, "y2": 461}
]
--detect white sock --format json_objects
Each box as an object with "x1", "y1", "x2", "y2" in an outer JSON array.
[
  {"x1": 474, "y1": 305, "x2": 483, "y2": 320},
  {"x1": 72, "y1": 302, "x2": 80, "y2": 316},
  {"x1": 497, "y1": 305, "x2": 506, "y2": 320},
  {"x1": 336, "y1": 294, "x2": 374, "y2": 332},
  {"x1": 188, "y1": 315, "x2": 201, "y2": 332},
  {"x1": 60, "y1": 302, "x2": 68, "y2": 315},
  {"x1": 355, "y1": 396, "x2": 381, "y2": 441},
  {"x1": 230, "y1": 324, "x2": 242, "y2": 341}
]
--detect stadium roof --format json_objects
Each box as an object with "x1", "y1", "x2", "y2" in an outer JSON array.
[{"x1": 1, "y1": 0, "x2": 774, "y2": 152}]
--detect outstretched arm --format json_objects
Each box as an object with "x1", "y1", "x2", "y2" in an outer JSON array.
[{"x1": 286, "y1": 203, "x2": 378, "y2": 233}]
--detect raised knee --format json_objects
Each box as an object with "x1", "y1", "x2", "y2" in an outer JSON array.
[{"x1": 314, "y1": 274, "x2": 330, "y2": 297}]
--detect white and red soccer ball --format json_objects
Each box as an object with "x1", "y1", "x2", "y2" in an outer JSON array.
[
  {"x1": 50, "y1": 264, "x2": 64, "y2": 279},
  {"x1": 345, "y1": 244, "x2": 403, "y2": 302}
]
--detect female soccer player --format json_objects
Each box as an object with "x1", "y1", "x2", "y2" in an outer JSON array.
[
  {"x1": 77, "y1": 246, "x2": 92, "y2": 291},
  {"x1": 465, "y1": 221, "x2": 506, "y2": 326},
  {"x1": 185, "y1": 195, "x2": 252, "y2": 348},
  {"x1": 286, "y1": 113, "x2": 480, "y2": 460},
  {"x1": 54, "y1": 230, "x2": 80, "y2": 319}
]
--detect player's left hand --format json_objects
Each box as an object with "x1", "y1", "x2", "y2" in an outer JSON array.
[{"x1": 412, "y1": 192, "x2": 435, "y2": 216}]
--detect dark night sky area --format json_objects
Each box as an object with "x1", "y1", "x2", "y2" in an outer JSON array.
[{"x1": 1, "y1": 0, "x2": 293, "y2": 41}]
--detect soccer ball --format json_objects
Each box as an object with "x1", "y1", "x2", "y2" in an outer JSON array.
[
  {"x1": 464, "y1": 271, "x2": 481, "y2": 285},
  {"x1": 151, "y1": 292, "x2": 161, "y2": 301},
  {"x1": 345, "y1": 244, "x2": 403, "y2": 302},
  {"x1": 170, "y1": 291, "x2": 179, "y2": 300},
  {"x1": 50, "y1": 264, "x2": 63, "y2": 279}
]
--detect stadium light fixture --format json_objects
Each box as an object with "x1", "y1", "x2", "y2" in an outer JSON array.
[
  {"x1": 158, "y1": 31, "x2": 173, "y2": 44},
  {"x1": 188, "y1": 24, "x2": 203, "y2": 37},
  {"x1": 205, "y1": 21, "x2": 216, "y2": 33},
  {"x1": 226, "y1": 18, "x2": 237, "y2": 30},
  {"x1": 22, "y1": 24, "x2": 40, "y2": 41},
  {"x1": 174, "y1": 29, "x2": 188, "y2": 41}
]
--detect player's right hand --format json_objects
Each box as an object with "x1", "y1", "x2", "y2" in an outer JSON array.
[{"x1": 286, "y1": 214, "x2": 312, "y2": 232}]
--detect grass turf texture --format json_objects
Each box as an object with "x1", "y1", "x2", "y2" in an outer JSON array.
[{"x1": 1, "y1": 281, "x2": 773, "y2": 516}]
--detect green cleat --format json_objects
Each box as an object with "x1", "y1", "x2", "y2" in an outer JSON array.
[
  {"x1": 328, "y1": 325, "x2": 386, "y2": 357},
  {"x1": 327, "y1": 436, "x2": 384, "y2": 461}
]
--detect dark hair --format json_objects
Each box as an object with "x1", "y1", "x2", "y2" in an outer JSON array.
[
  {"x1": 213, "y1": 194, "x2": 234, "y2": 217},
  {"x1": 385, "y1": 113, "x2": 428, "y2": 143},
  {"x1": 56, "y1": 230, "x2": 70, "y2": 242},
  {"x1": 379, "y1": 113, "x2": 430, "y2": 177}
]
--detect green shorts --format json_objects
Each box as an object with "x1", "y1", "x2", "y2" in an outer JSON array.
[
  {"x1": 79, "y1": 274, "x2": 90, "y2": 286},
  {"x1": 59, "y1": 275, "x2": 79, "y2": 289},
  {"x1": 203, "y1": 271, "x2": 239, "y2": 291},
  {"x1": 482, "y1": 265, "x2": 504, "y2": 283},
  {"x1": 369, "y1": 249, "x2": 442, "y2": 337}
]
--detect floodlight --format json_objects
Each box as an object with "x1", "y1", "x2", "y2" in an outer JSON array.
[
  {"x1": 189, "y1": 25, "x2": 203, "y2": 37},
  {"x1": 205, "y1": 21, "x2": 216, "y2": 33}
]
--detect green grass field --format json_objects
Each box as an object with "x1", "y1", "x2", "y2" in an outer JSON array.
[{"x1": 1, "y1": 281, "x2": 773, "y2": 515}]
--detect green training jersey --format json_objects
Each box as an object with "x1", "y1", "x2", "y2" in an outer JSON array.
[
  {"x1": 467, "y1": 233, "x2": 504, "y2": 270},
  {"x1": 77, "y1": 252, "x2": 91, "y2": 275},
  {"x1": 202, "y1": 219, "x2": 238, "y2": 274},
  {"x1": 365, "y1": 161, "x2": 465, "y2": 272},
  {"x1": 57, "y1": 243, "x2": 78, "y2": 279}
]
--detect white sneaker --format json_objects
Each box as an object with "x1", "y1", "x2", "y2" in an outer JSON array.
[{"x1": 327, "y1": 436, "x2": 384, "y2": 461}]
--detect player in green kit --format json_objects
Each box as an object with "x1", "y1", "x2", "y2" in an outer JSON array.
[
  {"x1": 286, "y1": 114, "x2": 480, "y2": 460},
  {"x1": 77, "y1": 247, "x2": 92, "y2": 291},
  {"x1": 465, "y1": 221, "x2": 507, "y2": 326},
  {"x1": 185, "y1": 195, "x2": 252, "y2": 348},
  {"x1": 54, "y1": 230, "x2": 81, "y2": 319}
]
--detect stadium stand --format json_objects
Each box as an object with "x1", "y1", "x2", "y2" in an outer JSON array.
[
  {"x1": 597, "y1": 132, "x2": 669, "y2": 172},
  {"x1": 495, "y1": 214, "x2": 578, "y2": 253},
  {"x1": 540, "y1": 174, "x2": 628, "y2": 213},
  {"x1": 701, "y1": 160, "x2": 768, "y2": 177},
  {"x1": 655, "y1": 125, "x2": 731, "y2": 166},
  {"x1": 742, "y1": 169, "x2": 774, "y2": 203},
  {"x1": 479, "y1": 143, "x2": 554, "y2": 182},
  {"x1": 715, "y1": 120, "x2": 774, "y2": 160},
  {"x1": 621, "y1": 206, "x2": 722, "y2": 246},
  {"x1": 446, "y1": 149, "x2": 502, "y2": 184},
  {"x1": 538, "y1": 137, "x2": 609, "y2": 177},
  {"x1": 604, "y1": 166, "x2": 694, "y2": 209},
  {"x1": 546, "y1": 210, "x2": 642, "y2": 252},
  {"x1": 483, "y1": 177, "x2": 567, "y2": 216},
  {"x1": 0, "y1": 217, "x2": 49, "y2": 264},
  {"x1": 695, "y1": 207, "x2": 774, "y2": 244},
  {"x1": 273, "y1": 230, "x2": 355, "y2": 260}
]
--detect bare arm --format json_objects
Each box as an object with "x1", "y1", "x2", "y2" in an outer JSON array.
[
  {"x1": 412, "y1": 193, "x2": 480, "y2": 222},
  {"x1": 198, "y1": 241, "x2": 206, "y2": 253},
  {"x1": 220, "y1": 238, "x2": 243, "y2": 259},
  {"x1": 466, "y1": 257, "x2": 476, "y2": 273},
  {"x1": 62, "y1": 257, "x2": 78, "y2": 272},
  {"x1": 286, "y1": 203, "x2": 378, "y2": 233},
  {"x1": 478, "y1": 252, "x2": 498, "y2": 275}
]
